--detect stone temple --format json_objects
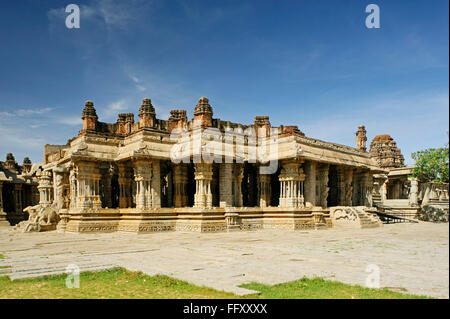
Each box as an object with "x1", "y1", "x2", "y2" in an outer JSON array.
[{"x1": 1, "y1": 97, "x2": 447, "y2": 232}]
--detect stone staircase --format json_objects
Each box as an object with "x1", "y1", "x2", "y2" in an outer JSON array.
[
  {"x1": 0, "y1": 255, "x2": 115, "y2": 280},
  {"x1": 330, "y1": 206, "x2": 383, "y2": 229}
]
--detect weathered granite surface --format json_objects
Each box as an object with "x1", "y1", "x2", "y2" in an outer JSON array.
[{"x1": 0, "y1": 222, "x2": 448, "y2": 298}]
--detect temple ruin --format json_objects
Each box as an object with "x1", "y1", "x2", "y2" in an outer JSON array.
[
  {"x1": 2, "y1": 97, "x2": 447, "y2": 233},
  {"x1": 370, "y1": 134, "x2": 449, "y2": 220},
  {"x1": 0, "y1": 154, "x2": 38, "y2": 226}
]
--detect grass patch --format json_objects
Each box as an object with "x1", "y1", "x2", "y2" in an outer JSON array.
[
  {"x1": 241, "y1": 277, "x2": 428, "y2": 299},
  {"x1": 0, "y1": 268, "x2": 428, "y2": 299},
  {"x1": 0, "y1": 254, "x2": 5, "y2": 260}
]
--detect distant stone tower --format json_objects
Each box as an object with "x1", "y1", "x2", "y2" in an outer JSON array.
[
  {"x1": 82, "y1": 100, "x2": 98, "y2": 131},
  {"x1": 369, "y1": 134, "x2": 405, "y2": 169},
  {"x1": 356, "y1": 125, "x2": 367, "y2": 152},
  {"x1": 22, "y1": 157, "x2": 32, "y2": 173},
  {"x1": 4, "y1": 153, "x2": 17, "y2": 171},
  {"x1": 193, "y1": 97, "x2": 213, "y2": 128},
  {"x1": 139, "y1": 98, "x2": 156, "y2": 128}
]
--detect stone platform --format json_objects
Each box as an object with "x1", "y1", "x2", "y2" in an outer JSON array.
[{"x1": 60, "y1": 207, "x2": 333, "y2": 233}]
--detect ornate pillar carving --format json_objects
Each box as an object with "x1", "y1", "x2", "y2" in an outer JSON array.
[
  {"x1": 173, "y1": 164, "x2": 188, "y2": 207},
  {"x1": 233, "y1": 164, "x2": 243, "y2": 207},
  {"x1": 53, "y1": 168, "x2": 69, "y2": 210},
  {"x1": 14, "y1": 184, "x2": 23, "y2": 213},
  {"x1": 408, "y1": 177, "x2": 419, "y2": 206},
  {"x1": 69, "y1": 167, "x2": 78, "y2": 209},
  {"x1": 258, "y1": 173, "x2": 271, "y2": 208},
  {"x1": 118, "y1": 163, "x2": 133, "y2": 208},
  {"x1": 133, "y1": 160, "x2": 152, "y2": 210},
  {"x1": 76, "y1": 162, "x2": 102, "y2": 210},
  {"x1": 279, "y1": 161, "x2": 305, "y2": 208},
  {"x1": 38, "y1": 170, "x2": 53, "y2": 207},
  {"x1": 194, "y1": 163, "x2": 213, "y2": 208},
  {"x1": 317, "y1": 164, "x2": 329, "y2": 208},
  {"x1": 337, "y1": 167, "x2": 353, "y2": 206},
  {"x1": 219, "y1": 163, "x2": 233, "y2": 207},
  {"x1": 151, "y1": 160, "x2": 161, "y2": 208},
  {"x1": 304, "y1": 161, "x2": 317, "y2": 207},
  {"x1": 361, "y1": 171, "x2": 373, "y2": 207}
]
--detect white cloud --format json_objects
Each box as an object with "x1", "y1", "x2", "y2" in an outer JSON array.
[
  {"x1": 99, "y1": 99, "x2": 132, "y2": 120},
  {"x1": 0, "y1": 107, "x2": 53, "y2": 117},
  {"x1": 57, "y1": 116, "x2": 83, "y2": 126}
]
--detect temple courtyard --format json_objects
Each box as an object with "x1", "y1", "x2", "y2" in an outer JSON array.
[{"x1": 0, "y1": 222, "x2": 448, "y2": 299}]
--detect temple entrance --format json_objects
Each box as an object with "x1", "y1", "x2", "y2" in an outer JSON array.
[
  {"x1": 270, "y1": 165, "x2": 281, "y2": 207},
  {"x1": 242, "y1": 163, "x2": 257, "y2": 207},
  {"x1": 327, "y1": 165, "x2": 339, "y2": 207},
  {"x1": 111, "y1": 174, "x2": 119, "y2": 208},
  {"x1": 212, "y1": 164, "x2": 220, "y2": 207},
  {"x1": 2, "y1": 183, "x2": 15, "y2": 213},
  {"x1": 187, "y1": 163, "x2": 196, "y2": 207},
  {"x1": 161, "y1": 161, "x2": 174, "y2": 208}
]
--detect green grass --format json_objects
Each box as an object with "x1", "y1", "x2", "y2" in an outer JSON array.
[
  {"x1": 0, "y1": 268, "x2": 428, "y2": 299},
  {"x1": 0, "y1": 254, "x2": 5, "y2": 260},
  {"x1": 241, "y1": 278, "x2": 427, "y2": 299}
]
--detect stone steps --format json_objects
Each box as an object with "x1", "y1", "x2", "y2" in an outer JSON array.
[
  {"x1": 0, "y1": 256, "x2": 115, "y2": 280},
  {"x1": 331, "y1": 207, "x2": 382, "y2": 229}
]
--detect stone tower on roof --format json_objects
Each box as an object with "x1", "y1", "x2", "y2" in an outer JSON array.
[
  {"x1": 369, "y1": 134, "x2": 405, "y2": 169},
  {"x1": 82, "y1": 100, "x2": 98, "y2": 131},
  {"x1": 356, "y1": 125, "x2": 367, "y2": 152},
  {"x1": 139, "y1": 98, "x2": 156, "y2": 128},
  {"x1": 193, "y1": 97, "x2": 213, "y2": 128}
]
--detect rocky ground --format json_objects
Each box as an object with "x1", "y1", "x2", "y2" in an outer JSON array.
[{"x1": 0, "y1": 222, "x2": 448, "y2": 298}]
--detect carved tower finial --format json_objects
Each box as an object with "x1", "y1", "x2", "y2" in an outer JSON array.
[
  {"x1": 81, "y1": 100, "x2": 98, "y2": 131},
  {"x1": 356, "y1": 125, "x2": 367, "y2": 152},
  {"x1": 139, "y1": 98, "x2": 156, "y2": 128},
  {"x1": 193, "y1": 97, "x2": 213, "y2": 128}
]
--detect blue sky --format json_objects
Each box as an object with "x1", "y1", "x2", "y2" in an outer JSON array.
[{"x1": 0, "y1": 0, "x2": 448, "y2": 165}]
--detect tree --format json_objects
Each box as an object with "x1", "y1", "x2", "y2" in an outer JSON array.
[{"x1": 411, "y1": 137, "x2": 449, "y2": 183}]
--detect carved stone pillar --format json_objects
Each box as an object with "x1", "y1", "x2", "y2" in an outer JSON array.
[
  {"x1": 38, "y1": 170, "x2": 53, "y2": 207},
  {"x1": 194, "y1": 163, "x2": 213, "y2": 208},
  {"x1": 258, "y1": 173, "x2": 271, "y2": 207},
  {"x1": 151, "y1": 160, "x2": 161, "y2": 208},
  {"x1": 408, "y1": 177, "x2": 419, "y2": 206},
  {"x1": 279, "y1": 161, "x2": 305, "y2": 208},
  {"x1": 337, "y1": 167, "x2": 353, "y2": 206},
  {"x1": 219, "y1": 163, "x2": 233, "y2": 207},
  {"x1": 304, "y1": 161, "x2": 317, "y2": 207},
  {"x1": 69, "y1": 168, "x2": 78, "y2": 209},
  {"x1": 14, "y1": 184, "x2": 22, "y2": 213},
  {"x1": 118, "y1": 163, "x2": 133, "y2": 208},
  {"x1": 173, "y1": 164, "x2": 188, "y2": 207},
  {"x1": 317, "y1": 164, "x2": 329, "y2": 208},
  {"x1": 361, "y1": 171, "x2": 373, "y2": 207},
  {"x1": 53, "y1": 168, "x2": 69, "y2": 210},
  {"x1": 233, "y1": 164, "x2": 243, "y2": 207},
  {"x1": 133, "y1": 160, "x2": 152, "y2": 210},
  {"x1": 76, "y1": 162, "x2": 102, "y2": 210}
]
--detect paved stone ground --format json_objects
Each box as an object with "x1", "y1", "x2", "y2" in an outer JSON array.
[{"x1": 0, "y1": 222, "x2": 448, "y2": 298}]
